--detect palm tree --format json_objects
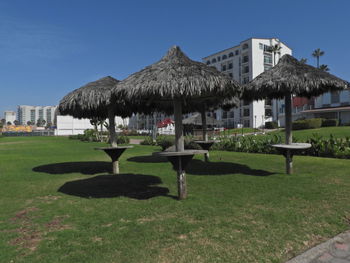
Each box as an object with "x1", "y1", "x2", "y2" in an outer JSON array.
[
  {"x1": 312, "y1": 48, "x2": 325, "y2": 68},
  {"x1": 300, "y1": 58, "x2": 308, "y2": 64},
  {"x1": 319, "y1": 64, "x2": 330, "y2": 72},
  {"x1": 271, "y1": 42, "x2": 282, "y2": 127},
  {"x1": 271, "y1": 43, "x2": 282, "y2": 65}
]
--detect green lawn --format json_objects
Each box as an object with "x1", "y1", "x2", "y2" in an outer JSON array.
[
  {"x1": 271, "y1": 126, "x2": 350, "y2": 142},
  {"x1": 0, "y1": 136, "x2": 349, "y2": 263}
]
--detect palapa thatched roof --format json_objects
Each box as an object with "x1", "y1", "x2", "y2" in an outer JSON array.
[
  {"x1": 114, "y1": 46, "x2": 242, "y2": 114},
  {"x1": 182, "y1": 113, "x2": 220, "y2": 126},
  {"x1": 244, "y1": 54, "x2": 348, "y2": 100},
  {"x1": 59, "y1": 76, "x2": 131, "y2": 119}
]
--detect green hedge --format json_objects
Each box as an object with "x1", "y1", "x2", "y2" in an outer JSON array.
[
  {"x1": 265, "y1": 121, "x2": 278, "y2": 129},
  {"x1": 321, "y1": 119, "x2": 339, "y2": 127},
  {"x1": 292, "y1": 118, "x2": 322, "y2": 130}
]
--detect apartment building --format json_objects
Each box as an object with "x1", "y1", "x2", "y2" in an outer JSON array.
[
  {"x1": 4, "y1": 111, "x2": 16, "y2": 124},
  {"x1": 202, "y1": 37, "x2": 292, "y2": 128},
  {"x1": 17, "y1": 105, "x2": 57, "y2": 125}
]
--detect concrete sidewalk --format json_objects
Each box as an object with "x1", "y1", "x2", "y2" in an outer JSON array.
[{"x1": 286, "y1": 231, "x2": 350, "y2": 263}]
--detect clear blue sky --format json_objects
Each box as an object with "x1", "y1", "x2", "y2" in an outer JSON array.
[{"x1": 1, "y1": 0, "x2": 349, "y2": 116}]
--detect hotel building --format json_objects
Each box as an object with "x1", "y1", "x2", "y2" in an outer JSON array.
[
  {"x1": 17, "y1": 105, "x2": 57, "y2": 125},
  {"x1": 202, "y1": 37, "x2": 292, "y2": 128}
]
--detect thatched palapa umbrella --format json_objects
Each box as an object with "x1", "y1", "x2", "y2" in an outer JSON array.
[
  {"x1": 245, "y1": 54, "x2": 348, "y2": 174},
  {"x1": 115, "y1": 46, "x2": 241, "y2": 199},
  {"x1": 59, "y1": 76, "x2": 132, "y2": 174}
]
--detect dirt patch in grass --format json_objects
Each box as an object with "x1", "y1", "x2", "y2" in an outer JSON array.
[{"x1": 8, "y1": 207, "x2": 71, "y2": 254}]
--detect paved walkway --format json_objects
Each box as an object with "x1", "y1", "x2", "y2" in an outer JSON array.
[{"x1": 286, "y1": 231, "x2": 350, "y2": 263}]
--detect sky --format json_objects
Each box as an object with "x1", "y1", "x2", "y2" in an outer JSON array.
[{"x1": 1, "y1": 0, "x2": 349, "y2": 116}]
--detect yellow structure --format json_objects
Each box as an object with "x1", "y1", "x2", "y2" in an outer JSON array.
[{"x1": 1, "y1": 125, "x2": 32, "y2": 132}]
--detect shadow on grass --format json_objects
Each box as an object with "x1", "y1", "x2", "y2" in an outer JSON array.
[
  {"x1": 187, "y1": 159, "x2": 273, "y2": 176},
  {"x1": 32, "y1": 161, "x2": 111, "y2": 175},
  {"x1": 127, "y1": 155, "x2": 168, "y2": 163},
  {"x1": 58, "y1": 173, "x2": 173, "y2": 200}
]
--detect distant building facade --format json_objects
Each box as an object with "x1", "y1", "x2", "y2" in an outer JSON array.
[
  {"x1": 4, "y1": 111, "x2": 16, "y2": 124},
  {"x1": 202, "y1": 37, "x2": 292, "y2": 128},
  {"x1": 17, "y1": 105, "x2": 57, "y2": 125}
]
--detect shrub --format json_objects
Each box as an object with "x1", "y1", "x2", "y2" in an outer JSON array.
[
  {"x1": 265, "y1": 121, "x2": 278, "y2": 129},
  {"x1": 116, "y1": 135, "x2": 130, "y2": 144},
  {"x1": 156, "y1": 136, "x2": 174, "y2": 151},
  {"x1": 292, "y1": 120, "x2": 309, "y2": 130},
  {"x1": 140, "y1": 136, "x2": 156, "y2": 145},
  {"x1": 322, "y1": 119, "x2": 339, "y2": 127},
  {"x1": 184, "y1": 136, "x2": 201, "y2": 150},
  {"x1": 292, "y1": 118, "x2": 322, "y2": 130}
]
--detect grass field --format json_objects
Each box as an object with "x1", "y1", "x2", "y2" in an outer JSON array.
[
  {"x1": 271, "y1": 126, "x2": 350, "y2": 142},
  {"x1": 0, "y1": 136, "x2": 349, "y2": 263},
  {"x1": 219, "y1": 127, "x2": 256, "y2": 136}
]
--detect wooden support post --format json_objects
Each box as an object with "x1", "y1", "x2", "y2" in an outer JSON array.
[
  {"x1": 201, "y1": 105, "x2": 209, "y2": 161},
  {"x1": 108, "y1": 107, "x2": 117, "y2": 147},
  {"x1": 112, "y1": 160, "x2": 119, "y2": 174},
  {"x1": 285, "y1": 150, "x2": 293, "y2": 174},
  {"x1": 177, "y1": 157, "x2": 187, "y2": 200},
  {"x1": 173, "y1": 99, "x2": 184, "y2": 152},
  {"x1": 285, "y1": 93, "x2": 293, "y2": 174}
]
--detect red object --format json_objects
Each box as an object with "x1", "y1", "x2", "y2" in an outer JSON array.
[
  {"x1": 293, "y1": 97, "x2": 312, "y2": 107},
  {"x1": 157, "y1": 118, "x2": 174, "y2": 128}
]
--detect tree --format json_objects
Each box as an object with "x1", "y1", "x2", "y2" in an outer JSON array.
[
  {"x1": 312, "y1": 48, "x2": 325, "y2": 68},
  {"x1": 27, "y1": 121, "x2": 33, "y2": 126},
  {"x1": 300, "y1": 58, "x2": 308, "y2": 64},
  {"x1": 319, "y1": 64, "x2": 330, "y2": 72},
  {"x1": 1, "y1": 119, "x2": 6, "y2": 126},
  {"x1": 13, "y1": 120, "x2": 19, "y2": 126},
  {"x1": 271, "y1": 42, "x2": 282, "y2": 127},
  {"x1": 271, "y1": 43, "x2": 282, "y2": 66},
  {"x1": 7, "y1": 121, "x2": 12, "y2": 126}
]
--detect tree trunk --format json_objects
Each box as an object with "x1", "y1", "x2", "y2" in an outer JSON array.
[
  {"x1": 200, "y1": 106, "x2": 208, "y2": 141},
  {"x1": 285, "y1": 93, "x2": 293, "y2": 145},
  {"x1": 173, "y1": 99, "x2": 184, "y2": 152},
  {"x1": 108, "y1": 107, "x2": 117, "y2": 147},
  {"x1": 177, "y1": 157, "x2": 187, "y2": 200}
]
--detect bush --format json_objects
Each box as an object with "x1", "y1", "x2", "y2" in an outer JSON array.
[
  {"x1": 116, "y1": 135, "x2": 130, "y2": 144},
  {"x1": 292, "y1": 118, "x2": 322, "y2": 130},
  {"x1": 322, "y1": 119, "x2": 339, "y2": 127},
  {"x1": 156, "y1": 136, "x2": 174, "y2": 151},
  {"x1": 140, "y1": 136, "x2": 156, "y2": 145},
  {"x1": 265, "y1": 121, "x2": 278, "y2": 129}
]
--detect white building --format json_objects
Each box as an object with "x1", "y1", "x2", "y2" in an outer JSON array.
[
  {"x1": 298, "y1": 90, "x2": 350, "y2": 125},
  {"x1": 4, "y1": 111, "x2": 16, "y2": 124},
  {"x1": 202, "y1": 37, "x2": 292, "y2": 128},
  {"x1": 55, "y1": 115, "x2": 129, "y2": 136},
  {"x1": 17, "y1": 105, "x2": 57, "y2": 125}
]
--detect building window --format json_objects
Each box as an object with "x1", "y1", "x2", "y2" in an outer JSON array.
[
  {"x1": 264, "y1": 54, "x2": 272, "y2": 64},
  {"x1": 264, "y1": 65, "x2": 272, "y2": 71},
  {"x1": 243, "y1": 119, "x2": 250, "y2": 127},
  {"x1": 228, "y1": 73, "x2": 233, "y2": 78},
  {"x1": 242, "y1": 55, "x2": 249, "y2": 63},
  {"x1": 264, "y1": 45, "x2": 273, "y2": 52},
  {"x1": 265, "y1": 108, "x2": 272, "y2": 117},
  {"x1": 228, "y1": 63, "x2": 233, "y2": 69},
  {"x1": 259, "y1": 43, "x2": 264, "y2": 50},
  {"x1": 222, "y1": 54, "x2": 227, "y2": 60},
  {"x1": 243, "y1": 66, "x2": 249, "y2": 73},
  {"x1": 243, "y1": 100, "x2": 250, "y2": 106},
  {"x1": 229, "y1": 52, "x2": 234, "y2": 57},
  {"x1": 217, "y1": 56, "x2": 221, "y2": 62},
  {"x1": 211, "y1": 58, "x2": 216, "y2": 63},
  {"x1": 206, "y1": 61, "x2": 211, "y2": 65},
  {"x1": 222, "y1": 111, "x2": 228, "y2": 119},
  {"x1": 221, "y1": 65, "x2": 227, "y2": 71},
  {"x1": 243, "y1": 109, "x2": 250, "y2": 117},
  {"x1": 242, "y1": 43, "x2": 249, "y2": 50},
  {"x1": 229, "y1": 111, "x2": 234, "y2": 118},
  {"x1": 30, "y1": 110, "x2": 35, "y2": 122},
  {"x1": 242, "y1": 77, "x2": 249, "y2": 84},
  {"x1": 331, "y1": 91, "x2": 340, "y2": 104},
  {"x1": 235, "y1": 50, "x2": 239, "y2": 55}
]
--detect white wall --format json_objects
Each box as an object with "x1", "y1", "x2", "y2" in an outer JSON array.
[{"x1": 55, "y1": 115, "x2": 94, "y2": 135}]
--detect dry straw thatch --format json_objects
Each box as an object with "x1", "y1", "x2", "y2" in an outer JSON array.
[
  {"x1": 59, "y1": 76, "x2": 131, "y2": 119},
  {"x1": 115, "y1": 46, "x2": 242, "y2": 114},
  {"x1": 244, "y1": 54, "x2": 348, "y2": 100}
]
